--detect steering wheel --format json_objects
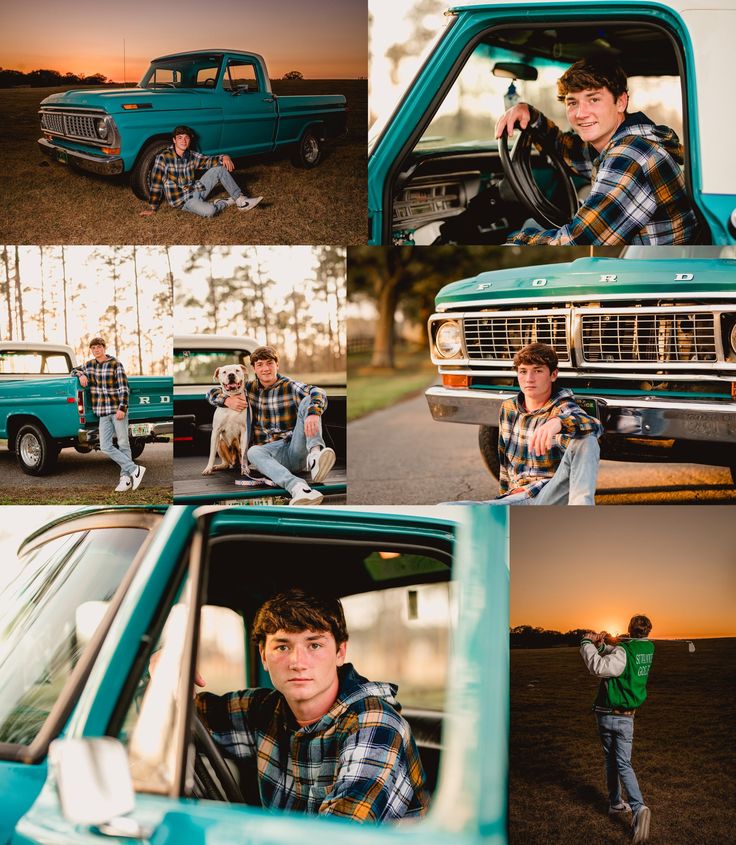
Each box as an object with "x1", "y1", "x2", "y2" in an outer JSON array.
[
  {"x1": 498, "y1": 126, "x2": 579, "y2": 230},
  {"x1": 203, "y1": 78, "x2": 216, "y2": 88},
  {"x1": 192, "y1": 713, "x2": 244, "y2": 802}
]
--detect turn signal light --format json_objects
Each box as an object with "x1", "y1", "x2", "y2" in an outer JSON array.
[
  {"x1": 102, "y1": 146, "x2": 120, "y2": 155},
  {"x1": 731, "y1": 382, "x2": 736, "y2": 400},
  {"x1": 442, "y1": 374, "x2": 469, "y2": 388}
]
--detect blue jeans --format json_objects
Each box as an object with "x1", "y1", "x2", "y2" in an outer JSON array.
[
  {"x1": 246, "y1": 397, "x2": 325, "y2": 493},
  {"x1": 99, "y1": 413, "x2": 137, "y2": 477},
  {"x1": 597, "y1": 714, "x2": 644, "y2": 814},
  {"x1": 181, "y1": 165, "x2": 243, "y2": 218}
]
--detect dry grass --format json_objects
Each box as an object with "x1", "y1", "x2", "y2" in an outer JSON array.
[
  {"x1": 0, "y1": 80, "x2": 366, "y2": 245},
  {"x1": 0, "y1": 486, "x2": 173, "y2": 505},
  {"x1": 510, "y1": 640, "x2": 735, "y2": 844}
]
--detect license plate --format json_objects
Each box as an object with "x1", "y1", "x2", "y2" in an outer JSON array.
[
  {"x1": 576, "y1": 397, "x2": 601, "y2": 419},
  {"x1": 56, "y1": 149, "x2": 68, "y2": 164},
  {"x1": 130, "y1": 423, "x2": 152, "y2": 437},
  {"x1": 220, "y1": 497, "x2": 288, "y2": 507}
]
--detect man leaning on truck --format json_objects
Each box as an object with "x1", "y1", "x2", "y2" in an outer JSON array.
[
  {"x1": 139, "y1": 125, "x2": 263, "y2": 218},
  {"x1": 494, "y1": 55, "x2": 699, "y2": 245},
  {"x1": 72, "y1": 337, "x2": 145, "y2": 492}
]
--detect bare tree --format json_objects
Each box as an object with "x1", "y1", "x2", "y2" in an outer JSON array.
[
  {"x1": 13, "y1": 247, "x2": 25, "y2": 341},
  {"x1": 60, "y1": 246, "x2": 69, "y2": 344},
  {"x1": 39, "y1": 246, "x2": 47, "y2": 340},
  {"x1": 2, "y1": 246, "x2": 12, "y2": 340},
  {"x1": 131, "y1": 247, "x2": 144, "y2": 373}
]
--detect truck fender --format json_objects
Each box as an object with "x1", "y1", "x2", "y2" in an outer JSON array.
[
  {"x1": 292, "y1": 123, "x2": 325, "y2": 169},
  {"x1": 130, "y1": 135, "x2": 172, "y2": 201},
  {"x1": 10, "y1": 417, "x2": 61, "y2": 476}
]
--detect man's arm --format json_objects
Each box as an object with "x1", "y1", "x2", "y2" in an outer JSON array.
[
  {"x1": 194, "y1": 690, "x2": 261, "y2": 761},
  {"x1": 206, "y1": 385, "x2": 248, "y2": 412},
  {"x1": 192, "y1": 150, "x2": 230, "y2": 171},
  {"x1": 71, "y1": 362, "x2": 90, "y2": 387},
  {"x1": 114, "y1": 361, "x2": 129, "y2": 417},
  {"x1": 553, "y1": 398, "x2": 603, "y2": 439},
  {"x1": 580, "y1": 638, "x2": 626, "y2": 678},
  {"x1": 319, "y1": 715, "x2": 426, "y2": 822}
]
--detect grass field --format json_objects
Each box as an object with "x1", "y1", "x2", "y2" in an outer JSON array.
[
  {"x1": 347, "y1": 349, "x2": 437, "y2": 420},
  {"x1": 0, "y1": 486, "x2": 173, "y2": 505},
  {"x1": 0, "y1": 80, "x2": 366, "y2": 245},
  {"x1": 510, "y1": 640, "x2": 736, "y2": 844}
]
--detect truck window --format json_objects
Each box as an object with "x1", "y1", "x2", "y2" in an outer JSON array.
[
  {"x1": 0, "y1": 351, "x2": 71, "y2": 374},
  {"x1": 0, "y1": 528, "x2": 148, "y2": 748},
  {"x1": 224, "y1": 61, "x2": 260, "y2": 93},
  {"x1": 174, "y1": 349, "x2": 253, "y2": 384}
]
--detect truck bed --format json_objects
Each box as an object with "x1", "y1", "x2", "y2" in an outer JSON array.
[{"x1": 173, "y1": 455, "x2": 346, "y2": 504}]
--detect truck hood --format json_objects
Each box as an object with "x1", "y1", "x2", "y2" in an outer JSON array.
[
  {"x1": 435, "y1": 257, "x2": 736, "y2": 308},
  {"x1": 40, "y1": 87, "x2": 208, "y2": 115}
]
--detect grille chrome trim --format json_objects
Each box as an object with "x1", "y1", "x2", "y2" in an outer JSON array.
[{"x1": 38, "y1": 107, "x2": 118, "y2": 149}]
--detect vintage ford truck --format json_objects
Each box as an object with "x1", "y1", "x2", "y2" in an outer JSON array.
[
  {"x1": 38, "y1": 50, "x2": 348, "y2": 199},
  {"x1": 0, "y1": 503, "x2": 508, "y2": 844},
  {"x1": 369, "y1": 0, "x2": 736, "y2": 245},
  {"x1": 426, "y1": 255, "x2": 736, "y2": 483},
  {"x1": 174, "y1": 334, "x2": 347, "y2": 504},
  {"x1": 0, "y1": 342, "x2": 173, "y2": 475}
]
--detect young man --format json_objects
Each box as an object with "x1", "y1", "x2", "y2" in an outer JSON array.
[
  {"x1": 581, "y1": 616, "x2": 655, "y2": 844},
  {"x1": 139, "y1": 124, "x2": 263, "y2": 218},
  {"x1": 195, "y1": 588, "x2": 429, "y2": 821},
  {"x1": 71, "y1": 337, "x2": 145, "y2": 491},
  {"x1": 494, "y1": 56, "x2": 698, "y2": 245},
  {"x1": 207, "y1": 345, "x2": 336, "y2": 505},
  {"x1": 494, "y1": 342, "x2": 602, "y2": 505}
]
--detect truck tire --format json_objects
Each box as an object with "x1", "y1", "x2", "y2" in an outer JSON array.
[
  {"x1": 130, "y1": 140, "x2": 169, "y2": 200},
  {"x1": 15, "y1": 423, "x2": 59, "y2": 476},
  {"x1": 478, "y1": 425, "x2": 501, "y2": 480},
  {"x1": 292, "y1": 129, "x2": 322, "y2": 168},
  {"x1": 130, "y1": 439, "x2": 146, "y2": 460}
]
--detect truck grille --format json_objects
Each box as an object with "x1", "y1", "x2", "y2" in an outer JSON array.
[
  {"x1": 40, "y1": 109, "x2": 99, "y2": 142},
  {"x1": 463, "y1": 315, "x2": 570, "y2": 362},
  {"x1": 580, "y1": 310, "x2": 717, "y2": 363}
]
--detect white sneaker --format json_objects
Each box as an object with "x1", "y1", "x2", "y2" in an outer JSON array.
[
  {"x1": 307, "y1": 446, "x2": 336, "y2": 483},
  {"x1": 236, "y1": 195, "x2": 263, "y2": 211},
  {"x1": 114, "y1": 476, "x2": 132, "y2": 492},
  {"x1": 288, "y1": 484, "x2": 324, "y2": 506},
  {"x1": 609, "y1": 801, "x2": 632, "y2": 815},
  {"x1": 632, "y1": 806, "x2": 651, "y2": 843},
  {"x1": 131, "y1": 465, "x2": 146, "y2": 490}
]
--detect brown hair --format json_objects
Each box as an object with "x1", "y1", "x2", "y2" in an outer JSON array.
[
  {"x1": 557, "y1": 56, "x2": 628, "y2": 102},
  {"x1": 513, "y1": 342, "x2": 559, "y2": 373},
  {"x1": 172, "y1": 124, "x2": 196, "y2": 139},
  {"x1": 250, "y1": 345, "x2": 279, "y2": 365},
  {"x1": 88, "y1": 336, "x2": 106, "y2": 348},
  {"x1": 252, "y1": 588, "x2": 349, "y2": 649},
  {"x1": 628, "y1": 614, "x2": 653, "y2": 639}
]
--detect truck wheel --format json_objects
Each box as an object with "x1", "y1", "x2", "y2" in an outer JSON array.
[
  {"x1": 130, "y1": 439, "x2": 145, "y2": 460},
  {"x1": 478, "y1": 425, "x2": 501, "y2": 480},
  {"x1": 292, "y1": 129, "x2": 322, "y2": 168},
  {"x1": 130, "y1": 140, "x2": 168, "y2": 200},
  {"x1": 15, "y1": 423, "x2": 59, "y2": 476}
]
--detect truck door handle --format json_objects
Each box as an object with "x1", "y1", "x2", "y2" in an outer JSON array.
[{"x1": 263, "y1": 97, "x2": 274, "y2": 103}]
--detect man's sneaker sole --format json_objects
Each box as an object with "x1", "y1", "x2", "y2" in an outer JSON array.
[
  {"x1": 632, "y1": 806, "x2": 651, "y2": 843},
  {"x1": 131, "y1": 465, "x2": 146, "y2": 490},
  {"x1": 310, "y1": 447, "x2": 336, "y2": 484},
  {"x1": 114, "y1": 478, "x2": 132, "y2": 492},
  {"x1": 237, "y1": 196, "x2": 263, "y2": 211},
  {"x1": 289, "y1": 490, "x2": 324, "y2": 506},
  {"x1": 609, "y1": 802, "x2": 632, "y2": 815}
]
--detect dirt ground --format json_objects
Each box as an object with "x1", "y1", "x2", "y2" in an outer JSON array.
[
  {"x1": 510, "y1": 640, "x2": 735, "y2": 845},
  {"x1": 0, "y1": 80, "x2": 366, "y2": 245}
]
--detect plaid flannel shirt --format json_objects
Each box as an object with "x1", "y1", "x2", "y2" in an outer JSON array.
[
  {"x1": 498, "y1": 387, "x2": 602, "y2": 499},
  {"x1": 207, "y1": 374, "x2": 327, "y2": 445},
  {"x1": 195, "y1": 664, "x2": 429, "y2": 821},
  {"x1": 508, "y1": 109, "x2": 699, "y2": 245},
  {"x1": 71, "y1": 355, "x2": 129, "y2": 416},
  {"x1": 148, "y1": 146, "x2": 223, "y2": 211}
]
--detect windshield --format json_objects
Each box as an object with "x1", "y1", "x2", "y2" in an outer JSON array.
[
  {"x1": 174, "y1": 349, "x2": 253, "y2": 385},
  {"x1": 140, "y1": 54, "x2": 223, "y2": 89},
  {"x1": 0, "y1": 526, "x2": 148, "y2": 746},
  {"x1": 0, "y1": 351, "x2": 72, "y2": 374}
]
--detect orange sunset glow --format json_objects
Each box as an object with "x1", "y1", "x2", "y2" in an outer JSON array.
[
  {"x1": 510, "y1": 507, "x2": 736, "y2": 639},
  {"x1": 0, "y1": 0, "x2": 367, "y2": 81}
]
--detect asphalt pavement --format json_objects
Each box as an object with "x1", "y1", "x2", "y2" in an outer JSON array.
[{"x1": 347, "y1": 392, "x2": 736, "y2": 506}]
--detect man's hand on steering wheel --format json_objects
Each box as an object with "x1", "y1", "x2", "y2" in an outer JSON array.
[{"x1": 495, "y1": 103, "x2": 532, "y2": 139}]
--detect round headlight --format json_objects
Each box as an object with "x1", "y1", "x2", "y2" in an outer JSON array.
[
  {"x1": 95, "y1": 118, "x2": 109, "y2": 139},
  {"x1": 730, "y1": 322, "x2": 736, "y2": 355},
  {"x1": 435, "y1": 321, "x2": 462, "y2": 358}
]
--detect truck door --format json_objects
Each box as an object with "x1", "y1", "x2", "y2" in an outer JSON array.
[{"x1": 219, "y1": 57, "x2": 277, "y2": 157}]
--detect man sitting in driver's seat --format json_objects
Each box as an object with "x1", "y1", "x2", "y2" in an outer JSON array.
[
  {"x1": 195, "y1": 588, "x2": 430, "y2": 821},
  {"x1": 495, "y1": 55, "x2": 699, "y2": 245}
]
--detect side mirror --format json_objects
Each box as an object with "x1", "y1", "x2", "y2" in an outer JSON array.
[{"x1": 50, "y1": 737, "x2": 135, "y2": 825}]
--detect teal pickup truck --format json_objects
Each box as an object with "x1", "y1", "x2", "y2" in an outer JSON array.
[
  {"x1": 369, "y1": 0, "x2": 736, "y2": 245},
  {"x1": 38, "y1": 50, "x2": 348, "y2": 199},
  {"x1": 426, "y1": 254, "x2": 736, "y2": 482},
  {"x1": 0, "y1": 504, "x2": 508, "y2": 844},
  {"x1": 0, "y1": 342, "x2": 173, "y2": 475}
]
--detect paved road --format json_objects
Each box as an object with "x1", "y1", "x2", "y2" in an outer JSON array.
[
  {"x1": 347, "y1": 393, "x2": 736, "y2": 506},
  {"x1": 0, "y1": 442, "x2": 173, "y2": 499}
]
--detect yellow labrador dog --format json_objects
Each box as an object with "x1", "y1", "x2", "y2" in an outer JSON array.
[{"x1": 202, "y1": 364, "x2": 249, "y2": 475}]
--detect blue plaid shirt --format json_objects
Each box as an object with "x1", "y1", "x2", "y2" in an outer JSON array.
[
  {"x1": 195, "y1": 664, "x2": 429, "y2": 821},
  {"x1": 148, "y1": 146, "x2": 223, "y2": 211},
  {"x1": 71, "y1": 355, "x2": 129, "y2": 417},
  {"x1": 508, "y1": 109, "x2": 699, "y2": 245}
]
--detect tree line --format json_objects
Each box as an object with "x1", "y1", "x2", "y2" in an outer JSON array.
[
  {"x1": 0, "y1": 68, "x2": 108, "y2": 88},
  {"x1": 510, "y1": 625, "x2": 595, "y2": 649}
]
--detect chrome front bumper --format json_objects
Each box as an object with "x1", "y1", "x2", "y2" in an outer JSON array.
[
  {"x1": 78, "y1": 421, "x2": 173, "y2": 446},
  {"x1": 425, "y1": 385, "x2": 736, "y2": 444},
  {"x1": 38, "y1": 138, "x2": 124, "y2": 175}
]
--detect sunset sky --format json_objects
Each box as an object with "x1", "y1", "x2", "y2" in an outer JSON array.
[
  {"x1": 510, "y1": 507, "x2": 735, "y2": 639},
  {"x1": 1, "y1": 0, "x2": 367, "y2": 81}
]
